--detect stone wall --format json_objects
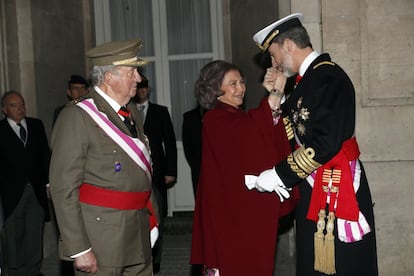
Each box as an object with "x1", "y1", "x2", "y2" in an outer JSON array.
[
  {"x1": 30, "y1": 0, "x2": 91, "y2": 136},
  {"x1": 1, "y1": 0, "x2": 92, "y2": 137}
]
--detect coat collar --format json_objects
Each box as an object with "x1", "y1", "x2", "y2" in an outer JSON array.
[
  {"x1": 90, "y1": 89, "x2": 146, "y2": 141},
  {"x1": 215, "y1": 101, "x2": 243, "y2": 114},
  {"x1": 91, "y1": 89, "x2": 130, "y2": 135}
]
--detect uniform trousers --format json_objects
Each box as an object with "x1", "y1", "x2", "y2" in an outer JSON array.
[{"x1": 4, "y1": 184, "x2": 45, "y2": 276}]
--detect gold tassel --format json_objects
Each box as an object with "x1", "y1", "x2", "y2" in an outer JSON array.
[
  {"x1": 314, "y1": 209, "x2": 326, "y2": 272},
  {"x1": 324, "y1": 211, "x2": 336, "y2": 275}
]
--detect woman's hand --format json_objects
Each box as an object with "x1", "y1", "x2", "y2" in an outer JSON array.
[
  {"x1": 263, "y1": 67, "x2": 287, "y2": 117},
  {"x1": 262, "y1": 67, "x2": 287, "y2": 93}
]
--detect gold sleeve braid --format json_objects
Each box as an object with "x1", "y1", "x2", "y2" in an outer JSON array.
[
  {"x1": 287, "y1": 146, "x2": 321, "y2": 178},
  {"x1": 283, "y1": 117, "x2": 295, "y2": 141}
]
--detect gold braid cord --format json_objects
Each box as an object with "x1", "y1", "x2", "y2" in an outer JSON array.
[
  {"x1": 313, "y1": 61, "x2": 335, "y2": 70},
  {"x1": 283, "y1": 117, "x2": 295, "y2": 141},
  {"x1": 257, "y1": 30, "x2": 279, "y2": 51}
]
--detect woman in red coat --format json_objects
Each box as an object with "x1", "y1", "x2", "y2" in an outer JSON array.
[{"x1": 190, "y1": 60, "x2": 297, "y2": 275}]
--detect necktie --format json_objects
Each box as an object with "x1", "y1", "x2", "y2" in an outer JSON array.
[
  {"x1": 17, "y1": 123, "x2": 26, "y2": 142},
  {"x1": 295, "y1": 74, "x2": 302, "y2": 87},
  {"x1": 118, "y1": 107, "x2": 138, "y2": 138},
  {"x1": 137, "y1": 105, "x2": 145, "y2": 121}
]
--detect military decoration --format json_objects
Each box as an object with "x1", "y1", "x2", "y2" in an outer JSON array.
[
  {"x1": 291, "y1": 96, "x2": 310, "y2": 136},
  {"x1": 114, "y1": 161, "x2": 121, "y2": 172}
]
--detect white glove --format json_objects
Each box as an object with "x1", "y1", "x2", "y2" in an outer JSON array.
[
  {"x1": 256, "y1": 168, "x2": 291, "y2": 202},
  {"x1": 245, "y1": 168, "x2": 291, "y2": 202},
  {"x1": 150, "y1": 226, "x2": 159, "y2": 248}
]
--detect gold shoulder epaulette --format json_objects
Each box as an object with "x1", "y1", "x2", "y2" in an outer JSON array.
[
  {"x1": 70, "y1": 98, "x2": 81, "y2": 105},
  {"x1": 313, "y1": 61, "x2": 335, "y2": 70},
  {"x1": 70, "y1": 93, "x2": 91, "y2": 105}
]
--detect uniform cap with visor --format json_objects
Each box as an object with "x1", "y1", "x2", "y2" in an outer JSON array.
[
  {"x1": 253, "y1": 13, "x2": 304, "y2": 51},
  {"x1": 86, "y1": 38, "x2": 148, "y2": 67}
]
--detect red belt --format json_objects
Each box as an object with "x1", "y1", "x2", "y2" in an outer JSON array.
[{"x1": 79, "y1": 183, "x2": 151, "y2": 210}]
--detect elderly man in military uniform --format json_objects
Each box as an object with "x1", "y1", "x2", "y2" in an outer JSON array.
[{"x1": 50, "y1": 39, "x2": 159, "y2": 276}]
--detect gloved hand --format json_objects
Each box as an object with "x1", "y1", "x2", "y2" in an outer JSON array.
[
  {"x1": 150, "y1": 226, "x2": 159, "y2": 248},
  {"x1": 245, "y1": 168, "x2": 291, "y2": 202},
  {"x1": 256, "y1": 168, "x2": 291, "y2": 202}
]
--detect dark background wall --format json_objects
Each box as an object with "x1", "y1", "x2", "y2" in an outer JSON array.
[
  {"x1": 3, "y1": 1, "x2": 20, "y2": 92},
  {"x1": 31, "y1": 0, "x2": 88, "y2": 134},
  {"x1": 230, "y1": 0, "x2": 279, "y2": 109}
]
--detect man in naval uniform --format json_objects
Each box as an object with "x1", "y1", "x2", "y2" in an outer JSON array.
[
  {"x1": 50, "y1": 39, "x2": 159, "y2": 276},
  {"x1": 249, "y1": 13, "x2": 378, "y2": 276}
]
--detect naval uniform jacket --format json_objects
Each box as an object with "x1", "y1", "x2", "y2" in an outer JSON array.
[
  {"x1": 277, "y1": 53, "x2": 378, "y2": 275},
  {"x1": 49, "y1": 90, "x2": 159, "y2": 266},
  {"x1": 0, "y1": 117, "x2": 50, "y2": 220}
]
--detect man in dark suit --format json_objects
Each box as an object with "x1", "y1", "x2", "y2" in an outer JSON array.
[
  {"x1": 182, "y1": 105, "x2": 205, "y2": 198},
  {"x1": 52, "y1": 74, "x2": 89, "y2": 127},
  {"x1": 133, "y1": 76, "x2": 177, "y2": 274},
  {"x1": 0, "y1": 91, "x2": 51, "y2": 276}
]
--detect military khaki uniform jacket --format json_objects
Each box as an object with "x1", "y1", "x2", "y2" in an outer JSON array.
[{"x1": 49, "y1": 89, "x2": 159, "y2": 266}]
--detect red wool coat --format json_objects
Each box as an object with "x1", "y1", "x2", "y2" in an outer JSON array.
[{"x1": 190, "y1": 99, "x2": 297, "y2": 276}]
